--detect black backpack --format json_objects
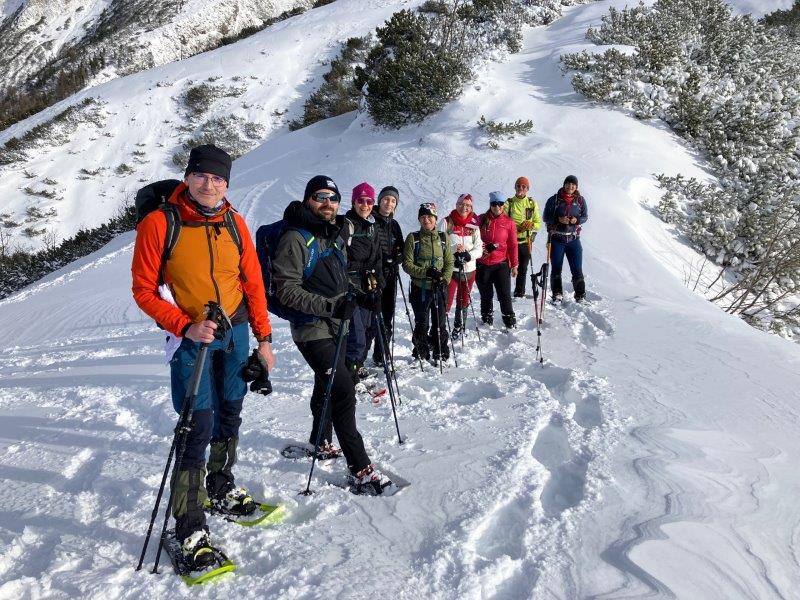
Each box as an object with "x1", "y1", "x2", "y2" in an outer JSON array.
[{"x1": 135, "y1": 179, "x2": 243, "y2": 282}]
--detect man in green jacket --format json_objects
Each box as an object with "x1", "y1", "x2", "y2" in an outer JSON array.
[
  {"x1": 505, "y1": 176, "x2": 542, "y2": 298},
  {"x1": 402, "y1": 203, "x2": 454, "y2": 364}
]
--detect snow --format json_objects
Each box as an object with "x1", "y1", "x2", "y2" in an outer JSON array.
[
  {"x1": 725, "y1": 0, "x2": 794, "y2": 18},
  {"x1": 1, "y1": 0, "x2": 800, "y2": 598}
]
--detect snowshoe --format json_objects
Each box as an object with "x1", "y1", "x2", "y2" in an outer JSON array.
[
  {"x1": 481, "y1": 313, "x2": 493, "y2": 326},
  {"x1": 281, "y1": 442, "x2": 342, "y2": 460},
  {"x1": 502, "y1": 314, "x2": 517, "y2": 329},
  {"x1": 551, "y1": 294, "x2": 563, "y2": 304},
  {"x1": 163, "y1": 528, "x2": 235, "y2": 585},
  {"x1": 347, "y1": 465, "x2": 398, "y2": 496},
  {"x1": 203, "y1": 487, "x2": 285, "y2": 527}
]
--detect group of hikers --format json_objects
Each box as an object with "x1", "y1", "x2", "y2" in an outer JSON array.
[{"x1": 131, "y1": 145, "x2": 589, "y2": 573}]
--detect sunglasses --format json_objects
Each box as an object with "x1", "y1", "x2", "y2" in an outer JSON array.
[
  {"x1": 310, "y1": 191, "x2": 341, "y2": 203},
  {"x1": 490, "y1": 201, "x2": 505, "y2": 207},
  {"x1": 354, "y1": 197, "x2": 375, "y2": 206}
]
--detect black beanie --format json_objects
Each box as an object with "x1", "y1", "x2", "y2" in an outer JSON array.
[
  {"x1": 418, "y1": 203, "x2": 437, "y2": 219},
  {"x1": 184, "y1": 144, "x2": 232, "y2": 183},
  {"x1": 378, "y1": 186, "x2": 400, "y2": 203},
  {"x1": 563, "y1": 175, "x2": 578, "y2": 186},
  {"x1": 304, "y1": 175, "x2": 341, "y2": 201}
]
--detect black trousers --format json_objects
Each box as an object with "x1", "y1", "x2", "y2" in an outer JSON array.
[
  {"x1": 514, "y1": 242, "x2": 531, "y2": 295},
  {"x1": 409, "y1": 282, "x2": 447, "y2": 332},
  {"x1": 476, "y1": 262, "x2": 514, "y2": 318},
  {"x1": 296, "y1": 338, "x2": 370, "y2": 474}
]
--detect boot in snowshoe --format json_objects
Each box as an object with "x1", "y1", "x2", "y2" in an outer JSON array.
[
  {"x1": 551, "y1": 274, "x2": 563, "y2": 298},
  {"x1": 481, "y1": 311, "x2": 493, "y2": 326},
  {"x1": 206, "y1": 485, "x2": 258, "y2": 517},
  {"x1": 412, "y1": 324, "x2": 430, "y2": 361},
  {"x1": 180, "y1": 528, "x2": 218, "y2": 572},
  {"x1": 502, "y1": 313, "x2": 517, "y2": 329},
  {"x1": 347, "y1": 464, "x2": 395, "y2": 496}
]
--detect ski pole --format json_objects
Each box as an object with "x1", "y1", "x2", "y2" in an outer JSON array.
[
  {"x1": 396, "y1": 271, "x2": 424, "y2": 373},
  {"x1": 430, "y1": 277, "x2": 445, "y2": 374},
  {"x1": 378, "y1": 306, "x2": 402, "y2": 406},
  {"x1": 301, "y1": 306, "x2": 351, "y2": 496},
  {"x1": 375, "y1": 311, "x2": 403, "y2": 444},
  {"x1": 457, "y1": 264, "x2": 467, "y2": 348},
  {"x1": 468, "y1": 273, "x2": 481, "y2": 343},
  {"x1": 139, "y1": 301, "x2": 227, "y2": 574},
  {"x1": 441, "y1": 282, "x2": 458, "y2": 368}
]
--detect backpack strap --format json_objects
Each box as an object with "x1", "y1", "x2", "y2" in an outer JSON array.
[
  {"x1": 159, "y1": 204, "x2": 181, "y2": 284},
  {"x1": 412, "y1": 231, "x2": 421, "y2": 263},
  {"x1": 223, "y1": 209, "x2": 243, "y2": 255}
]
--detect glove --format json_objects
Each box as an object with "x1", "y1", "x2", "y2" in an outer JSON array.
[
  {"x1": 426, "y1": 267, "x2": 443, "y2": 281},
  {"x1": 485, "y1": 243, "x2": 498, "y2": 253},
  {"x1": 332, "y1": 294, "x2": 357, "y2": 320},
  {"x1": 242, "y1": 350, "x2": 273, "y2": 395},
  {"x1": 454, "y1": 251, "x2": 471, "y2": 265},
  {"x1": 520, "y1": 220, "x2": 534, "y2": 231},
  {"x1": 357, "y1": 290, "x2": 381, "y2": 311}
]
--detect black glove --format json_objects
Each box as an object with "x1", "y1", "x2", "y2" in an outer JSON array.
[
  {"x1": 454, "y1": 251, "x2": 471, "y2": 267},
  {"x1": 242, "y1": 350, "x2": 272, "y2": 395},
  {"x1": 332, "y1": 294, "x2": 357, "y2": 320},
  {"x1": 357, "y1": 290, "x2": 381, "y2": 311},
  {"x1": 485, "y1": 243, "x2": 498, "y2": 253},
  {"x1": 426, "y1": 267, "x2": 443, "y2": 281}
]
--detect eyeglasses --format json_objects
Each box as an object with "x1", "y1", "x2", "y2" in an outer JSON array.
[
  {"x1": 354, "y1": 197, "x2": 375, "y2": 206},
  {"x1": 190, "y1": 172, "x2": 227, "y2": 187},
  {"x1": 310, "y1": 191, "x2": 341, "y2": 204},
  {"x1": 515, "y1": 184, "x2": 528, "y2": 189},
  {"x1": 456, "y1": 194, "x2": 472, "y2": 206}
]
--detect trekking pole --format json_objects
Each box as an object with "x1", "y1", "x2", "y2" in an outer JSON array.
[
  {"x1": 534, "y1": 234, "x2": 552, "y2": 367},
  {"x1": 375, "y1": 311, "x2": 403, "y2": 444},
  {"x1": 396, "y1": 271, "x2": 424, "y2": 373},
  {"x1": 430, "y1": 279, "x2": 445, "y2": 374},
  {"x1": 532, "y1": 268, "x2": 544, "y2": 365},
  {"x1": 301, "y1": 305, "x2": 351, "y2": 496},
  {"x1": 441, "y1": 282, "x2": 458, "y2": 368},
  {"x1": 468, "y1": 277, "x2": 481, "y2": 343},
  {"x1": 457, "y1": 264, "x2": 467, "y2": 348},
  {"x1": 378, "y1": 308, "x2": 402, "y2": 406},
  {"x1": 138, "y1": 301, "x2": 228, "y2": 574}
]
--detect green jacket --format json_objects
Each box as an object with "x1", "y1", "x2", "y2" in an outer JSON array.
[
  {"x1": 505, "y1": 196, "x2": 542, "y2": 244},
  {"x1": 402, "y1": 229, "x2": 454, "y2": 290}
]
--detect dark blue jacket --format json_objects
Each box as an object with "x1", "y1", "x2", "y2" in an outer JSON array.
[{"x1": 543, "y1": 189, "x2": 588, "y2": 236}]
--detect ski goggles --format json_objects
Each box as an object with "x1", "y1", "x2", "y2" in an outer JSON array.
[{"x1": 309, "y1": 191, "x2": 341, "y2": 204}]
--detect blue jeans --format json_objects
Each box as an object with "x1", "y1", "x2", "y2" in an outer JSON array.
[
  {"x1": 550, "y1": 237, "x2": 583, "y2": 280},
  {"x1": 169, "y1": 322, "x2": 249, "y2": 469}
]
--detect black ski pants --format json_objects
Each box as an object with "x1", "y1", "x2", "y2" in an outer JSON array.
[
  {"x1": 514, "y1": 242, "x2": 532, "y2": 296},
  {"x1": 296, "y1": 338, "x2": 371, "y2": 474},
  {"x1": 476, "y1": 262, "x2": 514, "y2": 318},
  {"x1": 409, "y1": 282, "x2": 447, "y2": 333}
]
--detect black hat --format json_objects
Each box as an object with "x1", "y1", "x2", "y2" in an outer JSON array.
[
  {"x1": 563, "y1": 175, "x2": 578, "y2": 186},
  {"x1": 304, "y1": 175, "x2": 340, "y2": 202},
  {"x1": 378, "y1": 186, "x2": 400, "y2": 203},
  {"x1": 418, "y1": 202, "x2": 437, "y2": 219},
  {"x1": 185, "y1": 144, "x2": 232, "y2": 183}
]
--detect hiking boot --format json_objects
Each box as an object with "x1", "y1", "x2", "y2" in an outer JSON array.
[
  {"x1": 207, "y1": 485, "x2": 257, "y2": 517},
  {"x1": 573, "y1": 276, "x2": 586, "y2": 302},
  {"x1": 513, "y1": 291, "x2": 525, "y2": 298},
  {"x1": 180, "y1": 528, "x2": 217, "y2": 571},
  {"x1": 348, "y1": 464, "x2": 394, "y2": 496},
  {"x1": 450, "y1": 323, "x2": 463, "y2": 340},
  {"x1": 481, "y1": 312, "x2": 493, "y2": 326},
  {"x1": 551, "y1": 275, "x2": 563, "y2": 298},
  {"x1": 357, "y1": 365, "x2": 370, "y2": 381},
  {"x1": 502, "y1": 314, "x2": 517, "y2": 328}
]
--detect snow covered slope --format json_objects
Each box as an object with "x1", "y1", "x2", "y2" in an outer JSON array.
[
  {"x1": 0, "y1": 0, "x2": 421, "y2": 251},
  {"x1": 1, "y1": 1, "x2": 799, "y2": 599}
]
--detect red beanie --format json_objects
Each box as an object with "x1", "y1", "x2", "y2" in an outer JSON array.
[
  {"x1": 515, "y1": 176, "x2": 530, "y2": 189},
  {"x1": 351, "y1": 182, "x2": 375, "y2": 203}
]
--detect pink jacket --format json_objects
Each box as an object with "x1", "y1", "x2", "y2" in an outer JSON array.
[{"x1": 477, "y1": 210, "x2": 519, "y2": 268}]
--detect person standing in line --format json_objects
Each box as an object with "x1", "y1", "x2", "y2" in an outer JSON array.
[
  {"x1": 343, "y1": 182, "x2": 384, "y2": 382},
  {"x1": 442, "y1": 193, "x2": 483, "y2": 339},
  {"x1": 402, "y1": 203, "x2": 454, "y2": 363},
  {"x1": 131, "y1": 145, "x2": 275, "y2": 568},
  {"x1": 368, "y1": 186, "x2": 404, "y2": 367},
  {"x1": 476, "y1": 191, "x2": 519, "y2": 328},
  {"x1": 505, "y1": 176, "x2": 542, "y2": 298},
  {"x1": 271, "y1": 175, "x2": 394, "y2": 494},
  {"x1": 543, "y1": 175, "x2": 588, "y2": 302}
]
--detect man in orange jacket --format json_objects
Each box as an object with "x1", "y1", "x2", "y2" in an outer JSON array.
[{"x1": 132, "y1": 145, "x2": 274, "y2": 569}]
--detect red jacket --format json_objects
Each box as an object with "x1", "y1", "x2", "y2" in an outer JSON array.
[
  {"x1": 477, "y1": 210, "x2": 519, "y2": 268},
  {"x1": 131, "y1": 183, "x2": 271, "y2": 340}
]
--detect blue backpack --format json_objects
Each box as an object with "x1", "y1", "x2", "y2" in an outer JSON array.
[{"x1": 256, "y1": 220, "x2": 345, "y2": 326}]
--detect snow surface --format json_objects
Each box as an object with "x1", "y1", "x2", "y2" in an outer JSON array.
[
  {"x1": 725, "y1": 0, "x2": 794, "y2": 18},
  {"x1": 1, "y1": 0, "x2": 800, "y2": 599}
]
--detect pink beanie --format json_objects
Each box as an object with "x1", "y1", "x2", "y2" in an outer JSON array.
[{"x1": 351, "y1": 182, "x2": 375, "y2": 203}]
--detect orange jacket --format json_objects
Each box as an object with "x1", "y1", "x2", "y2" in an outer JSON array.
[{"x1": 131, "y1": 183, "x2": 271, "y2": 340}]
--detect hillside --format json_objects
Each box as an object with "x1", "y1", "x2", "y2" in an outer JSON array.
[{"x1": 0, "y1": 0, "x2": 798, "y2": 599}]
